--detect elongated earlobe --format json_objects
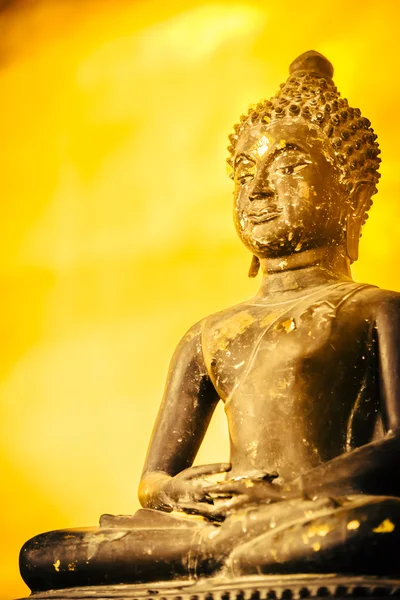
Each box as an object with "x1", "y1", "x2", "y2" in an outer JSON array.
[
  {"x1": 345, "y1": 214, "x2": 360, "y2": 262},
  {"x1": 345, "y1": 182, "x2": 373, "y2": 264},
  {"x1": 248, "y1": 255, "x2": 260, "y2": 278}
]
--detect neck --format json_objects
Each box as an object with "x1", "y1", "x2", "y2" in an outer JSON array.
[{"x1": 257, "y1": 245, "x2": 352, "y2": 298}]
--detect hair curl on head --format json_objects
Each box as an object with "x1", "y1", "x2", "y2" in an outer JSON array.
[{"x1": 227, "y1": 51, "x2": 381, "y2": 227}]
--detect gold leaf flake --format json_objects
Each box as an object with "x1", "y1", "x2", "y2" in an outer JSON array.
[
  {"x1": 312, "y1": 542, "x2": 321, "y2": 552},
  {"x1": 307, "y1": 523, "x2": 331, "y2": 538},
  {"x1": 282, "y1": 318, "x2": 296, "y2": 333},
  {"x1": 213, "y1": 311, "x2": 256, "y2": 351},
  {"x1": 373, "y1": 519, "x2": 395, "y2": 533},
  {"x1": 256, "y1": 135, "x2": 269, "y2": 157}
]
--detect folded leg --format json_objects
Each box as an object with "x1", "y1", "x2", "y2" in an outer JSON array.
[
  {"x1": 223, "y1": 496, "x2": 400, "y2": 577},
  {"x1": 20, "y1": 509, "x2": 215, "y2": 592}
]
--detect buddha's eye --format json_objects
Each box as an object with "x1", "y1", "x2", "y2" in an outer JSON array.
[
  {"x1": 235, "y1": 164, "x2": 256, "y2": 185},
  {"x1": 238, "y1": 173, "x2": 254, "y2": 185},
  {"x1": 278, "y1": 162, "x2": 310, "y2": 175},
  {"x1": 234, "y1": 156, "x2": 256, "y2": 185}
]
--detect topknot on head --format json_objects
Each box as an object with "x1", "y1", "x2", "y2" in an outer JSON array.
[{"x1": 289, "y1": 50, "x2": 334, "y2": 80}]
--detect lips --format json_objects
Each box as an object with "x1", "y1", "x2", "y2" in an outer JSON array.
[{"x1": 247, "y1": 208, "x2": 282, "y2": 224}]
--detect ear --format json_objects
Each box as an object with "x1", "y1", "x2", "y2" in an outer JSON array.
[
  {"x1": 345, "y1": 182, "x2": 374, "y2": 263},
  {"x1": 248, "y1": 255, "x2": 260, "y2": 278}
]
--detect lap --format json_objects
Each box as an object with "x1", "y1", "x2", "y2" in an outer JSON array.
[
  {"x1": 21, "y1": 496, "x2": 400, "y2": 591},
  {"x1": 222, "y1": 495, "x2": 400, "y2": 576}
]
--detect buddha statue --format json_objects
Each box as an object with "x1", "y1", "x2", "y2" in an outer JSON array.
[{"x1": 20, "y1": 50, "x2": 400, "y2": 596}]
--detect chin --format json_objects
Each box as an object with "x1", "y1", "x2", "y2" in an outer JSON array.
[
  {"x1": 243, "y1": 238, "x2": 294, "y2": 259},
  {"x1": 244, "y1": 226, "x2": 298, "y2": 257},
  {"x1": 237, "y1": 220, "x2": 309, "y2": 257}
]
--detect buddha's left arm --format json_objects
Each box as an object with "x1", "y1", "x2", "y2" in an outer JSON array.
[{"x1": 294, "y1": 295, "x2": 400, "y2": 499}]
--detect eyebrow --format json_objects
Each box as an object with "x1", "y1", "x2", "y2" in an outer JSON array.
[
  {"x1": 264, "y1": 143, "x2": 307, "y2": 166},
  {"x1": 234, "y1": 152, "x2": 256, "y2": 167},
  {"x1": 235, "y1": 143, "x2": 306, "y2": 169}
]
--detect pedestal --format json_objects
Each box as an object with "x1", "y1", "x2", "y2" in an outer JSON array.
[{"x1": 17, "y1": 574, "x2": 400, "y2": 600}]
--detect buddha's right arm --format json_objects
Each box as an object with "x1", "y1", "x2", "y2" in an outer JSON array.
[{"x1": 138, "y1": 320, "x2": 221, "y2": 510}]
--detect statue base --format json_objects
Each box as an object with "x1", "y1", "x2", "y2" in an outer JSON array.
[{"x1": 17, "y1": 574, "x2": 400, "y2": 600}]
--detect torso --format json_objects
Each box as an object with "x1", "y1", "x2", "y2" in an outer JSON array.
[{"x1": 201, "y1": 281, "x2": 385, "y2": 483}]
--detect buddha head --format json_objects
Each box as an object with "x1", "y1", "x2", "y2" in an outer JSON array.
[{"x1": 227, "y1": 51, "x2": 381, "y2": 276}]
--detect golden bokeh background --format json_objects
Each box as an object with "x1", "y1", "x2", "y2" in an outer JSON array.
[{"x1": 1, "y1": 0, "x2": 400, "y2": 596}]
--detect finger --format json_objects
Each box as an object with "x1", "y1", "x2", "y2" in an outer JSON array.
[
  {"x1": 243, "y1": 470, "x2": 270, "y2": 481},
  {"x1": 181, "y1": 463, "x2": 231, "y2": 480},
  {"x1": 176, "y1": 501, "x2": 226, "y2": 521},
  {"x1": 179, "y1": 498, "x2": 247, "y2": 521},
  {"x1": 207, "y1": 479, "x2": 268, "y2": 494},
  {"x1": 221, "y1": 495, "x2": 250, "y2": 511},
  {"x1": 250, "y1": 470, "x2": 279, "y2": 482},
  {"x1": 178, "y1": 494, "x2": 249, "y2": 521},
  {"x1": 206, "y1": 482, "x2": 245, "y2": 495},
  {"x1": 208, "y1": 481, "x2": 282, "y2": 501}
]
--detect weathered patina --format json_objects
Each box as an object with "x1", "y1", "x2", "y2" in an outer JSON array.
[{"x1": 20, "y1": 51, "x2": 400, "y2": 595}]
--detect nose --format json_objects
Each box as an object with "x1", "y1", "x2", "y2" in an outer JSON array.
[
  {"x1": 248, "y1": 172, "x2": 275, "y2": 201},
  {"x1": 249, "y1": 187, "x2": 274, "y2": 201}
]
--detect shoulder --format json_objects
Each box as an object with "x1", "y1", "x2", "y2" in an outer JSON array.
[
  {"x1": 174, "y1": 302, "x2": 255, "y2": 351},
  {"x1": 347, "y1": 285, "x2": 400, "y2": 315},
  {"x1": 368, "y1": 287, "x2": 400, "y2": 325},
  {"x1": 169, "y1": 304, "x2": 256, "y2": 380},
  {"x1": 201, "y1": 300, "x2": 259, "y2": 336},
  {"x1": 334, "y1": 284, "x2": 400, "y2": 333},
  {"x1": 165, "y1": 319, "x2": 208, "y2": 378},
  {"x1": 172, "y1": 319, "x2": 204, "y2": 358}
]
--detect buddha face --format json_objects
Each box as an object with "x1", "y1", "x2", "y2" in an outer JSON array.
[{"x1": 233, "y1": 117, "x2": 346, "y2": 259}]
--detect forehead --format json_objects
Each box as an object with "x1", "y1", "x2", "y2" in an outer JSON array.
[{"x1": 235, "y1": 116, "x2": 334, "y2": 163}]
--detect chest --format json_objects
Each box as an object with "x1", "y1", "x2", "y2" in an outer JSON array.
[{"x1": 202, "y1": 289, "x2": 374, "y2": 403}]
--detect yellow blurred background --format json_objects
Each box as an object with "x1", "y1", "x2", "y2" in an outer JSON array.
[{"x1": 1, "y1": 0, "x2": 400, "y2": 597}]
